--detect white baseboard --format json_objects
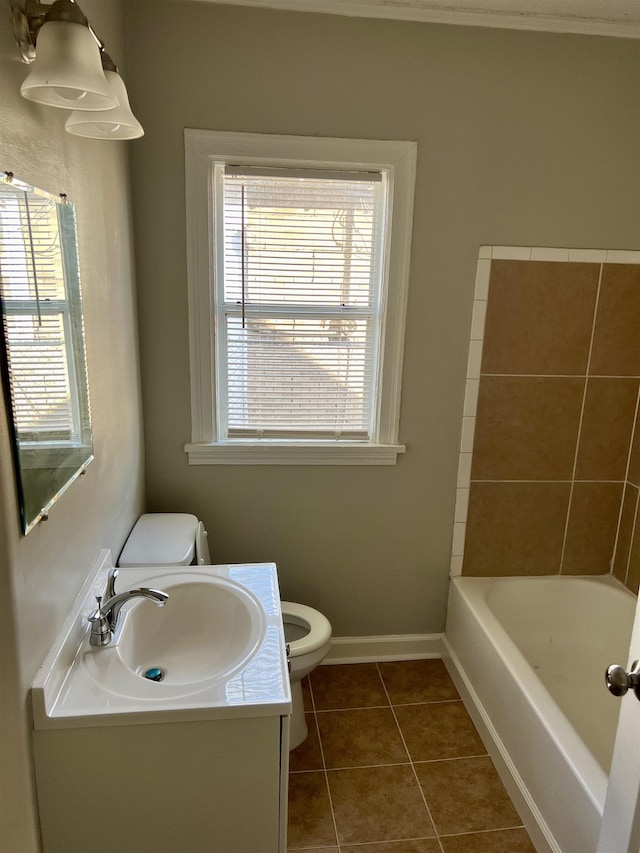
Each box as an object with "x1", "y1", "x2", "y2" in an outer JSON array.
[{"x1": 323, "y1": 633, "x2": 444, "y2": 664}]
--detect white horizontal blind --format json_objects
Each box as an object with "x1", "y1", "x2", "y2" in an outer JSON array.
[
  {"x1": 0, "y1": 185, "x2": 77, "y2": 441},
  {"x1": 217, "y1": 167, "x2": 386, "y2": 439}
]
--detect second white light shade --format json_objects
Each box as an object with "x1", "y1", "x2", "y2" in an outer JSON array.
[
  {"x1": 65, "y1": 70, "x2": 144, "y2": 139},
  {"x1": 20, "y1": 20, "x2": 116, "y2": 111}
]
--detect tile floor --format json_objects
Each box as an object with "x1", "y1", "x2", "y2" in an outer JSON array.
[{"x1": 287, "y1": 660, "x2": 536, "y2": 853}]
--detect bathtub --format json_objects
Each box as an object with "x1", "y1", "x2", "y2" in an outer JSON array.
[{"x1": 443, "y1": 575, "x2": 635, "y2": 853}]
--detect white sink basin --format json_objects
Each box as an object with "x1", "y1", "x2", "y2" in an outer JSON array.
[
  {"x1": 31, "y1": 559, "x2": 291, "y2": 728},
  {"x1": 114, "y1": 577, "x2": 264, "y2": 686},
  {"x1": 81, "y1": 571, "x2": 266, "y2": 699}
]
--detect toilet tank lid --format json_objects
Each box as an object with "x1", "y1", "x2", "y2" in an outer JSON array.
[{"x1": 118, "y1": 513, "x2": 199, "y2": 567}]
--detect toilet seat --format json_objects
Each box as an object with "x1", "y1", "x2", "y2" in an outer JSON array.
[{"x1": 281, "y1": 601, "x2": 332, "y2": 658}]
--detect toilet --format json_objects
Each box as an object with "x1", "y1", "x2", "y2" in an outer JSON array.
[{"x1": 118, "y1": 513, "x2": 332, "y2": 750}]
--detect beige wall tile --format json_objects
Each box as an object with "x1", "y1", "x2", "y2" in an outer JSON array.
[
  {"x1": 589, "y1": 264, "x2": 640, "y2": 377},
  {"x1": 575, "y1": 379, "x2": 639, "y2": 481},
  {"x1": 562, "y1": 482, "x2": 624, "y2": 575},
  {"x1": 463, "y1": 482, "x2": 571, "y2": 576},
  {"x1": 460, "y1": 258, "x2": 639, "y2": 584},
  {"x1": 613, "y1": 484, "x2": 639, "y2": 584},
  {"x1": 471, "y1": 376, "x2": 584, "y2": 480},
  {"x1": 481, "y1": 261, "x2": 599, "y2": 375}
]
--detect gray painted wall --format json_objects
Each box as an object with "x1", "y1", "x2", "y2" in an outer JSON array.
[
  {"x1": 0, "y1": 3, "x2": 144, "y2": 849},
  {"x1": 126, "y1": 0, "x2": 640, "y2": 637}
]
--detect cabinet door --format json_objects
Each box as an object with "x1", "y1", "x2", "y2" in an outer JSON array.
[{"x1": 35, "y1": 716, "x2": 283, "y2": 853}]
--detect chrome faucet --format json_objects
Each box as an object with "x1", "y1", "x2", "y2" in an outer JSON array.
[{"x1": 88, "y1": 568, "x2": 169, "y2": 647}]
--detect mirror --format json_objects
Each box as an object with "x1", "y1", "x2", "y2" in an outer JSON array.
[{"x1": 0, "y1": 173, "x2": 93, "y2": 533}]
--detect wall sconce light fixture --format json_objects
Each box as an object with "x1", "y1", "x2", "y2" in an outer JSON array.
[
  {"x1": 65, "y1": 53, "x2": 144, "y2": 139},
  {"x1": 12, "y1": 0, "x2": 143, "y2": 138}
]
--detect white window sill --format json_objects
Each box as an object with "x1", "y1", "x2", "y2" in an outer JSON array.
[{"x1": 184, "y1": 441, "x2": 406, "y2": 466}]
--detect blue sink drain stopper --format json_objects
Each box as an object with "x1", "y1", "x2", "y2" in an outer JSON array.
[{"x1": 143, "y1": 667, "x2": 164, "y2": 682}]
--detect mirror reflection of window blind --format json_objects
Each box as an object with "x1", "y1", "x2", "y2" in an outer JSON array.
[
  {"x1": 0, "y1": 187, "x2": 77, "y2": 442},
  {"x1": 219, "y1": 167, "x2": 386, "y2": 439}
]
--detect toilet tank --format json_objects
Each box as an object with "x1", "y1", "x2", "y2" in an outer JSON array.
[{"x1": 118, "y1": 513, "x2": 200, "y2": 567}]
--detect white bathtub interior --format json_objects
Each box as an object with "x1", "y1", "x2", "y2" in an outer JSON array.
[{"x1": 485, "y1": 576, "x2": 632, "y2": 773}]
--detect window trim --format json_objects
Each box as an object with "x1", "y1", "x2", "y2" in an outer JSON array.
[{"x1": 184, "y1": 129, "x2": 416, "y2": 465}]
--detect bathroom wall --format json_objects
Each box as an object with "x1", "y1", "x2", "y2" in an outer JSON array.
[
  {"x1": 458, "y1": 252, "x2": 640, "y2": 587},
  {"x1": 125, "y1": 0, "x2": 640, "y2": 636},
  {"x1": 0, "y1": 4, "x2": 144, "y2": 851}
]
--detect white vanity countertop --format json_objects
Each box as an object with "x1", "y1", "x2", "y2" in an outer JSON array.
[{"x1": 31, "y1": 554, "x2": 292, "y2": 729}]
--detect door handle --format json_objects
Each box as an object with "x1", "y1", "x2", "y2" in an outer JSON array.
[{"x1": 605, "y1": 660, "x2": 640, "y2": 699}]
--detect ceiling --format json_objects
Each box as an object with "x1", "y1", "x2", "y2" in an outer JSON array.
[{"x1": 192, "y1": 0, "x2": 640, "y2": 38}]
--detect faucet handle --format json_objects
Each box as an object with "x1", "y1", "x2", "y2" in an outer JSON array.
[
  {"x1": 88, "y1": 596, "x2": 111, "y2": 646},
  {"x1": 106, "y1": 568, "x2": 119, "y2": 600}
]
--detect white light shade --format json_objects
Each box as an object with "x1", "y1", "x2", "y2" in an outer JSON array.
[
  {"x1": 65, "y1": 71, "x2": 144, "y2": 139},
  {"x1": 20, "y1": 20, "x2": 116, "y2": 111}
]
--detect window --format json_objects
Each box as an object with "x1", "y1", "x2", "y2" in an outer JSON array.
[{"x1": 184, "y1": 131, "x2": 416, "y2": 464}]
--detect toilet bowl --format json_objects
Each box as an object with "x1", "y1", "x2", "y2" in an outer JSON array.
[
  {"x1": 118, "y1": 513, "x2": 332, "y2": 749},
  {"x1": 282, "y1": 601, "x2": 332, "y2": 749}
]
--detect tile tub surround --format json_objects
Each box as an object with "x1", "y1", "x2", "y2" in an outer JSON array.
[
  {"x1": 454, "y1": 249, "x2": 640, "y2": 589},
  {"x1": 287, "y1": 660, "x2": 535, "y2": 852}
]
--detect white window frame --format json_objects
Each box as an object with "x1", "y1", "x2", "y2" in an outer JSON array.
[{"x1": 184, "y1": 129, "x2": 416, "y2": 465}]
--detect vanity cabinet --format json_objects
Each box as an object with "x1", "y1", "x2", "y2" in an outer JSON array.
[
  {"x1": 34, "y1": 713, "x2": 290, "y2": 853},
  {"x1": 30, "y1": 558, "x2": 292, "y2": 853}
]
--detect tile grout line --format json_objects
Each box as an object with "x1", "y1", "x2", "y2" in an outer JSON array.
[
  {"x1": 306, "y1": 675, "x2": 342, "y2": 852},
  {"x1": 439, "y1": 824, "x2": 527, "y2": 838},
  {"x1": 624, "y1": 486, "x2": 640, "y2": 589},
  {"x1": 291, "y1": 754, "x2": 500, "y2": 774},
  {"x1": 470, "y1": 478, "x2": 625, "y2": 484},
  {"x1": 291, "y1": 753, "x2": 508, "y2": 775},
  {"x1": 374, "y1": 663, "x2": 447, "y2": 853},
  {"x1": 618, "y1": 385, "x2": 640, "y2": 587},
  {"x1": 314, "y1": 698, "x2": 464, "y2": 713},
  {"x1": 481, "y1": 372, "x2": 640, "y2": 379},
  {"x1": 559, "y1": 261, "x2": 603, "y2": 575}
]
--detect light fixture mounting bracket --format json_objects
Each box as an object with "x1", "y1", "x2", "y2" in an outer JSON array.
[{"x1": 11, "y1": 0, "x2": 94, "y2": 64}]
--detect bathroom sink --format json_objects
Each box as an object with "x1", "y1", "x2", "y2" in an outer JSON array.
[
  {"x1": 81, "y1": 571, "x2": 266, "y2": 697},
  {"x1": 114, "y1": 577, "x2": 264, "y2": 686},
  {"x1": 31, "y1": 558, "x2": 291, "y2": 727}
]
